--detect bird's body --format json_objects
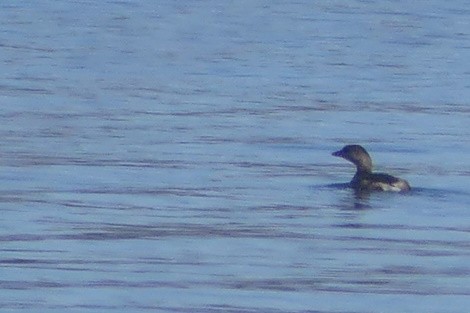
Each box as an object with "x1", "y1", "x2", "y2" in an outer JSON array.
[{"x1": 332, "y1": 145, "x2": 410, "y2": 192}]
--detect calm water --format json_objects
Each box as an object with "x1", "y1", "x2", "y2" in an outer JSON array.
[{"x1": 1, "y1": 1, "x2": 470, "y2": 312}]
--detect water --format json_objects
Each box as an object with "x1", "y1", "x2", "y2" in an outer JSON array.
[{"x1": 1, "y1": 1, "x2": 469, "y2": 312}]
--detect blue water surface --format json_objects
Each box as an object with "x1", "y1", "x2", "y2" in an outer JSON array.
[{"x1": 1, "y1": 1, "x2": 469, "y2": 312}]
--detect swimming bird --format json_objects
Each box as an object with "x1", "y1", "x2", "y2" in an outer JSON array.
[{"x1": 332, "y1": 145, "x2": 410, "y2": 192}]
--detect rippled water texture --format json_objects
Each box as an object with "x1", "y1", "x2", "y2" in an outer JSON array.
[{"x1": 1, "y1": 1, "x2": 470, "y2": 312}]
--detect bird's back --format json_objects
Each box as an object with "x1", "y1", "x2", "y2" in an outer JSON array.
[{"x1": 352, "y1": 172, "x2": 411, "y2": 192}]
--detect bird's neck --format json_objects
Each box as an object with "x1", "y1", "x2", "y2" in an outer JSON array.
[{"x1": 356, "y1": 165, "x2": 372, "y2": 173}]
